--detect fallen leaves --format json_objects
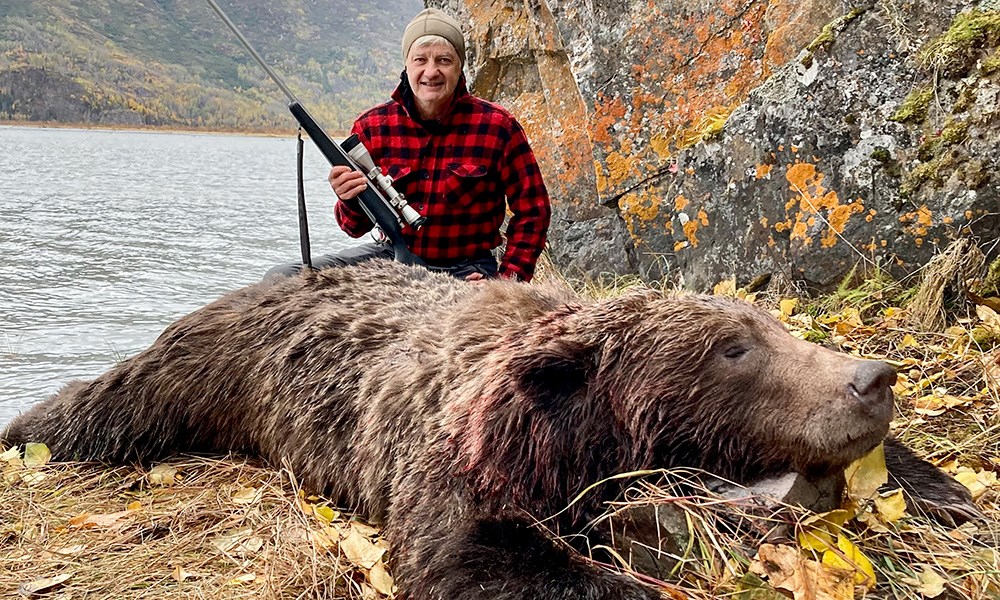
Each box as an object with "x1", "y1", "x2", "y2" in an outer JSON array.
[
  {"x1": 147, "y1": 463, "x2": 178, "y2": 486},
  {"x1": 953, "y1": 467, "x2": 997, "y2": 500},
  {"x1": 3, "y1": 443, "x2": 51, "y2": 485},
  {"x1": 231, "y1": 486, "x2": 262, "y2": 505},
  {"x1": 900, "y1": 566, "x2": 948, "y2": 598},
  {"x1": 341, "y1": 528, "x2": 385, "y2": 569},
  {"x1": 750, "y1": 544, "x2": 854, "y2": 600},
  {"x1": 308, "y1": 519, "x2": 395, "y2": 597},
  {"x1": 17, "y1": 573, "x2": 72, "y2": 596},
  {"x1": 845, "y1": 444, "x2": 888, "y2": 503},
  {"x1": 212, "y1": 527, "x2": 264, "y2": 556},
  {"x1": 22, "y1": 443, "x2": 51, "y2": 468},
  {"x1": 295, "y1": 491, "x2": 394, "y2": 596}
]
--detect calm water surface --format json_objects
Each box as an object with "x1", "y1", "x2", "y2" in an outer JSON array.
[{"x1": 0, "y1": 126, "x2": 352, "y2": 425}]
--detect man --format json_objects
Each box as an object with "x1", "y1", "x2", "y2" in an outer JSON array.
[{"x1": 267, "y1": 8, "x2": 551, "y2": 282}]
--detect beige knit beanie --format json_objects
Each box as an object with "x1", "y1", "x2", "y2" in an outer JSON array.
[{"x1": 401, "y1": 8, "x2": 466, "y2": 65}]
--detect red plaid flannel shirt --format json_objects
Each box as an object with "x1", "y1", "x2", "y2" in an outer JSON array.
[{"x1": 334, "y1": 79, "x2": 551, "y2": 281}]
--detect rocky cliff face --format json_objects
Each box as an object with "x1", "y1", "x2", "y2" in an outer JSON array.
[{"x1": 438, "y1": 0, "x2": 999, "y2": 290}]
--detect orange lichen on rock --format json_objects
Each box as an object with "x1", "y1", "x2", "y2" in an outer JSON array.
[
  {"x1": 897, "y1": 205, "x2": 935, "y2": 238},
  {"x1": 915, "y1": 205, "x2": 933, "y2": 234},
  {"x1": 602, "y1": 151, "x2": 639, "y2": 194},
  {"x1": 675, "y1": 195, "x2": 690, "y2": 211},
  {"x1": 683, "y1": 218, "x2": 702, "y2": 248},
  {"x1": 821, "y1": 201, "x2": 865, "y2": 248},
  {"x1": 781, "y1": 161, "x2": 863, "y2": 247},
  {"x1": 675, "y1": 207, "x2": 711, "y2": 249},
  {"x1": 755, "y1": 163, "x2": 774, "y2": 179},
  {"x1": 619, "y1": 189, "x2": 664, "y2": 230},
  {"x1": 591, "y1": 95, "x2": 627, "y2": 146}
]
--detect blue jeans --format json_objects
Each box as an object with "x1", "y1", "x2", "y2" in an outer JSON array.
[{"x1": 263, "y1": 242, "x2": 498, "y2": 281}]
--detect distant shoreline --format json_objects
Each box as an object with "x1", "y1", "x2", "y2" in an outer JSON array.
[{"x1": 0, "y1": 119, "x2": 350, "y2": 139}]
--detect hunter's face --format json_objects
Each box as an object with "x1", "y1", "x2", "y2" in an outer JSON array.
[{"x1": 405, "y1": 41, "x2": 461, "y2": 120}]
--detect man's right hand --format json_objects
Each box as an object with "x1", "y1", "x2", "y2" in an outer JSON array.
[{"x1": 329, "y1": 166, "x2": 368, "y2": 200}]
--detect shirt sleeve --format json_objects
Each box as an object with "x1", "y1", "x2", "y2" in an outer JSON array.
[
  {"x1": 333, "y1": 121, "x2": 376, "y2": 238},
  {"x1": 498, "y1": 120, "x2": 551, "y2": 282}
]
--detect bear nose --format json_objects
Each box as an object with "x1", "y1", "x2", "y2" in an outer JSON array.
[{"x1": 849, "y1": 361, "x2": 897, "y2": 405}]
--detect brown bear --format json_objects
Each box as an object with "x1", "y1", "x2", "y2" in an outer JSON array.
[{"x1": 1, "y1": 260, "x2": 977, "y2": 599}]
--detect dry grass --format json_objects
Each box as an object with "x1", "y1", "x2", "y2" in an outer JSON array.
[{"x1": 1, "y1": 456, "x2": 380, "y2": 599}]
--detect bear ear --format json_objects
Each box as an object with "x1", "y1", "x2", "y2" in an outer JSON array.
[{"x1": 508, "y1": 337, "x2": 596, "y2": 409}]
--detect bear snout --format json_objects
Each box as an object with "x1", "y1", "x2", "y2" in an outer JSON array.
[{"x1": 848, "y1": 360, "x2": 897, "y2": 417}]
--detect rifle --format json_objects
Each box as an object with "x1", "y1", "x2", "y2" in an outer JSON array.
[{"x1": 205, "y1": 0, "x2": 425, "y2": 267}]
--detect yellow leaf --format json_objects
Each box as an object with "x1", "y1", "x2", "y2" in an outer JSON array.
[
  {"x1": 212, "y1": 528, "x2": 263, "y2": 556},
  {"x1": 314, "y1": 505, "x2": 337, "y2": 523},
  {"x1": 49, "y1": 544, "x2": 86, "y2": 556},
  {"x1": 899, "y1": 334, "x2": 918, "y2": 348},
  {"x1": 780, "y1": 298, "x2": 799, "y2": 317},
  {"x1": 797, "y1": 510, "x2": 850, "y2": 552},
  {"x1": 714, "y1": 278, "x2": 737, "y2": 296},
  {"x1": 226, "y1": 573, "x2": 257, "y2": 585},
  {"x1": 20, "y1": 471, "x2": 48, "y2": 485},
  {"x1": 147, "y1": 463, "x2": 178, "y2": 486},
  {"x1": 873, "y1": 489, "x2": 907, "y2": 523},
  {"x1": 844, "y1": 444, "x2": 888, "y2": 502},
  {"x1": 368, "y1": 561, "x2": 395, "y2": 596},
  {"x1": 943, "y1": 325, "x2": 968, "y2": 338},
  {"x1": 822, "y1": 534, "x2": 876, "y2": 587},
  {"x1": 912, "y1": 394, "x2": 946, "y2": 415},
  {"x1": 0, "y1": 446, "x2": 20, "y2": 462},
  {"x1": 955, "y1": 468, "x2": 996, "y2": 500},
  {"x1": 23, "y1": 443, "x2": 51, "y2": 468},
  {"x1": 126, "y1": 500, "x2": 142, "y2": 512},
  {"x1": 68, "y1": 510, "x2": 131, "y2": 529},
  {"x1": 171, "y1": 566, "x2": 199, "y2": 582},
  {"x1": 341, "y1": 528, "x2": 385, "y2": 569},
  {"x1": 311, "y1": 527, "x2": 339, "y2": 551}
]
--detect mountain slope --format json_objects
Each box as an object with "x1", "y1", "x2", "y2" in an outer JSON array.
[{"x1": 0, "y1": 0, "x2": 423, "y2": 131}]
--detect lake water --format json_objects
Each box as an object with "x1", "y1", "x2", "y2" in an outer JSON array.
[{"x1": 0, "y1": 125, "x2": 352, "y2": 425}]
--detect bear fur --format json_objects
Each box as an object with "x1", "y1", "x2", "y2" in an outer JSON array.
[{"x1": 1, "y1": 260, "x2": 977, "y2": 599}]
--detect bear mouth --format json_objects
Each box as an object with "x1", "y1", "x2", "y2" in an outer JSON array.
[
  {"x1": 836, "y1": 382, "x2": 895, "y2": 460},
  {"x1": 824, "y1": 419, "x2": 891, "y2": 471}
]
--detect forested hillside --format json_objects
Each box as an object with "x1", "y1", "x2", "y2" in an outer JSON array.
[{"x1": 0, "y1": 0, "x2": 423, "y2": 131}]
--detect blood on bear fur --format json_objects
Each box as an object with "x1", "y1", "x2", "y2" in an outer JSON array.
[{"x1": 1, "y1": 260, "x2": 977, "y2": 599}]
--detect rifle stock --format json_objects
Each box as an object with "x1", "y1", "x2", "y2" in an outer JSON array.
[{"x1": 288, "y1": 103, "x2": 424, "y2": 266}]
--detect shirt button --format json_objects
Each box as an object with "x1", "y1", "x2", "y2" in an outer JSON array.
[
  {"x1": 422, "y1": 171, "x2": 430, "y2": 179},
  {"x1": 414, "y1": 203, "x2": 424, "y2": 211}
]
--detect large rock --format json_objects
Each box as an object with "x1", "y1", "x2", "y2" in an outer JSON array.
[{"x1": 438, "y1": 0, "x2": 1000, "y2": 289}]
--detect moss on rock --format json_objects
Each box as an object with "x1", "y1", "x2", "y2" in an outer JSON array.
[
  {"x1": 940, "y1": 119, "x2": 970, "y2": 144},
  {"x1": 982, "y1": 49, "x2": 1000, "y2": 75},
  {"x1": 919, "y1": 10, "x2": 1000, "y2": 76},
  {"x1": 891, "y1": 86, "x2": 934, "y2": 123}
]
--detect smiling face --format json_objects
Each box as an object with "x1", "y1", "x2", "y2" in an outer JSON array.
[{"x1": 405, "y1": 39, "x2": 462, "y2": 120}]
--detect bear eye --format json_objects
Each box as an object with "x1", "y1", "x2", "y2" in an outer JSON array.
[{"x1": 722, "y1": 345, "x2": 749, "y2": 359}]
